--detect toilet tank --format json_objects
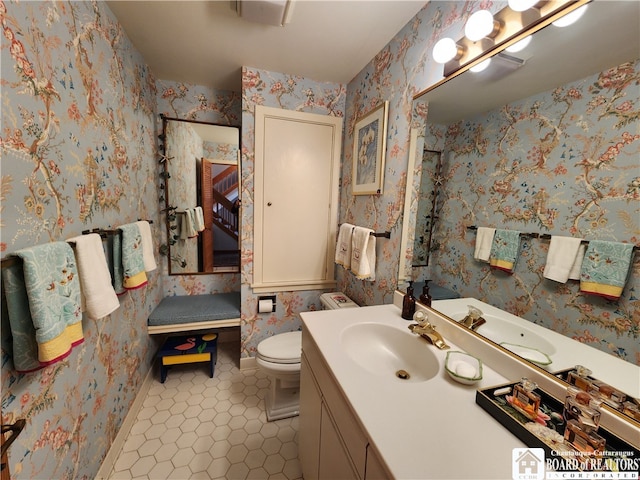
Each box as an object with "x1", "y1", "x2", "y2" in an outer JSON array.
[{"x1": 319, "y1": 292, "x2": 359, "y2": 310}]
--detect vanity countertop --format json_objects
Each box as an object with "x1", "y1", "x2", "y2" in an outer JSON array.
[{"x1": 300, "y1": 304, "x2": 526, "y2": 480}]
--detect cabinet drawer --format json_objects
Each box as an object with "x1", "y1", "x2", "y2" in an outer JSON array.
[{"x1": 302, "y1": 330, "x2": 368, "y2": 478}]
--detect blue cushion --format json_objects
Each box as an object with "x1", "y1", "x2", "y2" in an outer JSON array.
[{"x1": 148, "y1": 293, "x2": 241, "y2": 326}]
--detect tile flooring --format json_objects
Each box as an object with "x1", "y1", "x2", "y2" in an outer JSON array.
[{"x1": 107, "y1": 340, "x2": 303, "y2": 479}]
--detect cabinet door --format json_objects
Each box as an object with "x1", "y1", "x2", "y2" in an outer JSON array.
[
  {"x1": 253, "y1": 106, "x2": 342, "y2": 292},
  {"x1": 299, "y1": 356, "x2": 322, "y2": 480},
  {"x1": 319, "y1": 404, "x2": 359, "y2": 480}
]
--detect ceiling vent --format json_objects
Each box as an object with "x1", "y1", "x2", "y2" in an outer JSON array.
[
  {"x1": 234, "y1": 0, "x2": 295, "y2": 27},
  {"x1": 478, "y1": 52, "x2": 526, "y2": 81}
]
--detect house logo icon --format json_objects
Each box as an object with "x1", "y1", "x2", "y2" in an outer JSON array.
[{"x1": 512, "y1": 448, "x2": 545, "y2": 480}]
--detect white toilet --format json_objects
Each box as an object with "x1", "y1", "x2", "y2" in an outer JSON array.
[{"x1": 256, "y1": 292, "x2": 358, "y2": 421}]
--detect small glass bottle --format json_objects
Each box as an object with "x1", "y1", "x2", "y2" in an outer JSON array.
[
  {"x1": 564, "y1": 419, "x2": 606, "y2": 455},
  {"x1": 567, "y1": 365, "x2": 593, "y2": 391},
  {"x1": 401, "y1": 281, "x2": 416, "y2": 320},
  {"x1": 419, "y1": 280, "x2": 432, "y2": 307},
  {"x1": 563, "y1": 386, "x2": 602, "y2": 431},
  {"x1": 511, "y1": 378, "x2": 541, "y2": 421}
]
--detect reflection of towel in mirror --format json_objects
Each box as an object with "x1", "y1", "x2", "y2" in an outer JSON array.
[
  {"x1": 180, "y1": 209, "x2": 198, "y2": 238},
  {"x1": 119, "y1": 223, "x2": 148, "y2": 290},
  {"x1": 335, "y1": 223, "x2": 354, "y2": 268},
  {"x1": 580, "y1": 240, "x2": 634, "y2": 300},
  {"x1": 351, "y1": 226, "x2": 376, "y2": 281},
  {"x1": 135, "y1": 220, "x2": 157, "y2": 271},
  {"x1": 67, "y1": 233, "x2": 120, "y2": 319},
  {"x1": 474, "y1": 227, "x2": 495, "y2": 263},
  {"x1": 194, "y1": 206, "x2": 205, "y2": 232},
  {"x1": 5, "y1": 243, "x2": 84, "y2": 371},
  {"x1": 489, "y1": 229, "x2": 521, "y2": 274},
  {"x1": 543, "y1": 236, "x2": 584, "y2": 283}
]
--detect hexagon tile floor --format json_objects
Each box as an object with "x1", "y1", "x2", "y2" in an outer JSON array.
[{"x1": 107, "y1": 340, "x2": 303, "y2": 480}]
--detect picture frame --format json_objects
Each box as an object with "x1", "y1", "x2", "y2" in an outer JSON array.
[{"x1": 352, "y1": 101, "x2": 388, "y2": 195}]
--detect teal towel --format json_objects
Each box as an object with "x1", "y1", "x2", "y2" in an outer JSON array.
[
  {"x1": 9, "y1": 242, "x2": 84, "y2": 371},
  {"x1": 2, "y1": 263, "x2": 40, "y2": 372},
  {"x1": 580, "y1": 240, "x2": 634, "y2": 300},
  {"x1": 118, "y1": 223, "x2": 148, "y2": 290},
  {"x1": 489, "y1": 229, "x2": 522, "y2": 273}
]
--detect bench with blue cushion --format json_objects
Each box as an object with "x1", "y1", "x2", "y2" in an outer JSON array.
[{"x1": 147, "y1": 292, "x2": 241, "y2": 334}]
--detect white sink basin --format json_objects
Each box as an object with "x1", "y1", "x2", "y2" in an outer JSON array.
[{"x1": 340, "y1": 323, "x2": 439, "y2": 383}]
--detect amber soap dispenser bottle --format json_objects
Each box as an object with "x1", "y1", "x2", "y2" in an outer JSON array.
[{"x1": 402, "y1": 281, "x2": 416, "y2": 320}]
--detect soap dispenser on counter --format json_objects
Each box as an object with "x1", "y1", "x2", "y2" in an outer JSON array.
[
  {"x1": 419, "y1": 280, "x2": 432, "y2": 307},
  {"x1": 402, "y1": 281, "x2": 416, "y2": 320}
]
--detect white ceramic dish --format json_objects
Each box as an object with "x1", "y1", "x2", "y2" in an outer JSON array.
[
  {"x1": 444, "y1": 351, "x2": 483, "y2": 385},
  {"x1": 500, "y1": 342, "x2": 553, "y2": 366}
]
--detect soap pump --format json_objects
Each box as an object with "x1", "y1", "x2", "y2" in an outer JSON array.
[
  {"x1": 419, "y1": 280, "x2": 432, "y2": 307},
  {"x1": 401, "y1": 281, "x2": 416, "y2": 320}
]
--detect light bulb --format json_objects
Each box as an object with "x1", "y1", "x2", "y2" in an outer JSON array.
[
  {"x1": 507, "y1": 0, "x2": 539, "y2": 12},
  {"x1": 506, "y1": 36, "x2": 531, "y2": 53},
  {"x1": 465, "y1": 10, "x2": 495, "y2": 42},
  {"x1": 553, "y1": 4, "x2": 588, "y2": 27},
  {"x1": 470, "y1": 58, "x2": 491, "y2": 73},
  {"x1": 432, "y1": 38, "x2": 458, "y2": 64}
]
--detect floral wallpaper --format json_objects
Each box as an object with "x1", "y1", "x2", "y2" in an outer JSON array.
[
  {"x1": 1, "y1": 1, "x2": 161, "y2": 478},
  {"x1": 239, "y1": 67, "x2": 347, "y2": 358},
  {"x1": 424, "y1": 61, "x2": 640, "y2": 365}
]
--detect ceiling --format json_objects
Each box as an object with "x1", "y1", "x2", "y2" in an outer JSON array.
[{"x1": 106, "y1": 0, "x2": 427, "y2": 93}]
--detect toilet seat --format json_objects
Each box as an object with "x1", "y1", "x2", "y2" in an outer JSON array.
[{"x1": 257, "y1": 331, "x2": 302, "y2": 364}]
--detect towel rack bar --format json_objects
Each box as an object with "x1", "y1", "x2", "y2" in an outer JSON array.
[
  {"x1": 467, "y1": 227, "x2": 639, "y2": 251},
  {"x1": 338, "y1": 224, "x2": 391, "y2": 239}
]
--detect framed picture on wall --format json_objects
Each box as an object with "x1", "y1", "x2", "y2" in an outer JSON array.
[{"x1": 352, "y1": 101, "x2": 388, "y2": 195}]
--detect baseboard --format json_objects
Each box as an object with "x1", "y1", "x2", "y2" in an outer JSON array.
[
  {"x1": 95, "y1": 364, "x2": 155, "y2": 479},
  {"x1": 240, "y1": 356, "x2": 257, "y2": 371}
]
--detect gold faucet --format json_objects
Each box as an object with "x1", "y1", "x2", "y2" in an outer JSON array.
[
  {"x1": 459, "y1": 305, "x2": 486, "y2": 331},
  {"x1": 408, "y1": 314, "x2": 450, "y2": 350}
]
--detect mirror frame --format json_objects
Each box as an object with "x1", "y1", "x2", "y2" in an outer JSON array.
[
  {"x1": 402, "y1": 0, "x2": 639, "y2": 427},
  {"x1": 160, "y1": 115, "x2": 241, "y2": 275}
]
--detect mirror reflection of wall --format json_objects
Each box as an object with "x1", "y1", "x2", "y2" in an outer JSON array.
[
  {"x1": 403, "y1": 2, "x2": 640, "y2": 369},
  {"x1": 162, "y1": 116, "x2": 240, "y2": 274}
]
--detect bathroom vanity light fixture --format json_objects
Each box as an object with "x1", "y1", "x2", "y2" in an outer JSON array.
[{"x1": 432, "y1": 0, "x2": 588, "y2": 78}]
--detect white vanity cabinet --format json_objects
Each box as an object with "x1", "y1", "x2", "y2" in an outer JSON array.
[{"x1": 299, "y1": 330, "x2": 391, "y2": 480}]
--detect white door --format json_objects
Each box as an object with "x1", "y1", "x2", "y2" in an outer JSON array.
[{"x1": 253, "y1": 106, "x2": 342, "y2": 292}]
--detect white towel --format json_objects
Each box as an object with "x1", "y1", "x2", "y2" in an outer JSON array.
[
  {"x1": 136, "y1": 220, "x2": 157, "y2": 272},
  {"x1": 474, "y1": 227, "x2": 496, "y2": 262},
  {"x1": 351, "y1": 226, "x2": 376, "y2": 281},
  {"x1": 543, "y1": 236, "x2": 584, "y2": 283},
  {"x1": 181, "y1": 209, "x2": 197, "y2": 239},
  {"x1": 194, "y1": 206, "x2": 205, "y2": 232},
  {"x1": 335, "y1": 223, "x2": 354, "y2": 268},
  {"x1": 568, "y1": 243, "x2": 587, "y2": 281},
  {"x1": 67, "y1": 233, "x2": 120, "y2": 320}
]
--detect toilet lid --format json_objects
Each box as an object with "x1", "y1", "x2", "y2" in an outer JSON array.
[{"x1": 257, "y1": 331, "x2": 302, "y2": 364}]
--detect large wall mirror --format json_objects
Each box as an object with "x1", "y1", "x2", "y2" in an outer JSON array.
[
  {"x1": 162, "y1": 116, "x2": 241, "y2": 275},
  {"x1": 401, "y1": 1, "x2": 639, "y2": 422}
]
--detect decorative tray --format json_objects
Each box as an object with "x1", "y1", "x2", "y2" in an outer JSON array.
[{"x1": 476, "y1": 381, "x2": 639, "y2": 472}]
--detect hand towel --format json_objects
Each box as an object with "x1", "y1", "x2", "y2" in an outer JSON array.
[
  {"x1": 351, "y1": 226, "x2": 376, "y2": 281},
  {"x1": 181, "y1": 209, "x2": 197, "y2": 238},
  {"x1": 110, "y1": 232, "x2": 126, "y2": 295},
  {"x1": 11, "y1": 243, "x2": 84, "y2": 370},
  {"x1": 2, "y1": 263, "x2": 41, "y2": 372},
  {"x1": 474, "y1": 227, "x2": 496, "y2": 262},
  {"x1": 118, "y1": 223, "x2": 148, "y2": 290},
  {"x1": 580, "y1": 240, "x2": 635, "y2": 300},
  {"x1": 568, "y1": 244, "x2": 587, "y2": 281},
  {"x1": 67, "y1": 233, "x2": 120, "y2": 319},
  {"x1": 335, "y1": 223, "x2": 354, "y2": 268},
  {"x1": 543, "y1": 236, "x2": 584, "y2": 283},
  {"x1": 194, "y1": 206, "x2": 205, "y2": 232},
  {"x1": 135, "y1": 220, "x2": 157, "y2": 272},
  {"x1": 489, "y1": 229, "x2": 522, "y2": 274}
]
